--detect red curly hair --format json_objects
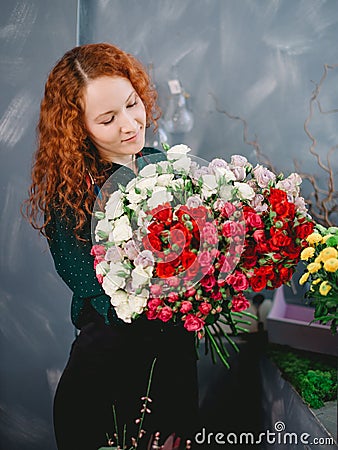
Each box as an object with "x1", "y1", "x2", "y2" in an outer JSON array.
[{"x1": 24, "y1": 42, "x2": 160, "y2": 237}]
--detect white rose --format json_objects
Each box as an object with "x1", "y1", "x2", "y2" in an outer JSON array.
[
  {"x1": 105, "y1": 190, "x2": 124, "y2": 220},
  {"x1": 95, "y1": 217, "x2": 112, "y2": 242},
  {"x1": 129, "y1": 290, "x2": 149, "y2": 314},
  {"x1": 111, "y1": 216, "x2": 133, "y2": 243},
  {"x1": 234, "y1": 182, "x2": 255, "y2": 200},
  {"x1": 110, "y1": 289, "x2": 128, "y2": 307},
  {"x1": 167, "y1": 144, "x2": 191, "y2": 161},
  {"x1": 126, "y1": 189, "x2": 144, "y2": 205},
  {"x1": 157, "y1": 160, "x2": 172, "y2": 172},
  {"x1": 252, "y1": 165, "x2": 276, "y2": 188},
  {"x1": 95, "y1": 260, "x2": 110, "y2": 276},
  {"x1": 126, "y1": 177, "x2": 138, "y2": 192},
  {"x1": 156, "y1": 173, "x2": 175, "y2": 186},
  {"x1": 139, "y1": 164, "x2": 157, "y2": 178},
  {"x1": 102, "y1": 270, "x2": 126, "y2": 297},
  {"x1": 147, "y1": 188, "x2": 173, "y2": 209},
  {"x1": 219, "y1": 184, "x2": 233, "y2": 201},
  {"x1": 173, "y1": 156, "x2": 191, "y2": 172},
  {"x1": 135, "y1": 176, "x2": 158, "y2": 191},
  {"x1": 115, "y1": 301, "x2": 133, "y2": 323},
  {"x1": 131, "y1": 265, "x2": 153, "y2": 289}
]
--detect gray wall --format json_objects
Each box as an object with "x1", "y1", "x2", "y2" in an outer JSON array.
[
  {"x1": 0, "y1": 1, "x2": 77, "y2": 449},
  {"x1": 1, "y1": 1, "x2": 338, "y2": 448}
]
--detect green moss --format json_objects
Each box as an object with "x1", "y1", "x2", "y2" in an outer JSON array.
[{"x1": 267, "y1": 344, "x2": 337, "y2": 409}]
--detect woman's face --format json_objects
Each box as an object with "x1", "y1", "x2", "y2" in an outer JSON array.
[{"x1": 83, "y1": 76, "x2": 146, "y2": 164}]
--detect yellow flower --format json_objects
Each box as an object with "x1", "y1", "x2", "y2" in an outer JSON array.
[
  {"x1": 306, "y1": 232, "x2": 322, "y2": 245},
  {"x1": 299, "y1": 272, "x2": 310, "y2": 285},
  {"x1": 323, "y1": 258, "x2": 338, "y2": 272},
  {"x1": 300, "y1": 247, "x2": 315, "y2": 261},
  {"x1": 312, "y1": 278, "x2": 321, "y2": 285},
  {"x1": 307, "y1": 262, "x2": 321, "y2": 274},
  {"x1": 319, "y1": 281, "x2": 332, "y2": 296},
  {"x1": 314, "y1": 255, "x2": 322, "y2": 263},
  {"x1": 322, "y1": 234, "x2": 333, "y2": 243},
  {"x1": 319, "y1": 247, "x2": 338, "y2": 262}
]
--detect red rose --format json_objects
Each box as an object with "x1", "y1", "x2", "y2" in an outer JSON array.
[
  {"x1": 269, "y1": 188, "x2": 287, "y2": 206},
  {"x1": 273, "y1": 201, "x2": 291, "y2": 218},
  {"x1": 148, "y1": 221, "x2": 165, "y2": 235},
  {"x1": 180, "y1": 301, "x2": 193, "y2": 314},
  {"x1": 198, "y1": 302, "x2": 212, "y2": 315},
  {"x1": 278, "y1": 266, "x2": 293, "y2": 284},
  {"x1": 156, "y1": 262, "x2": 176, "y2": 278},
  {"x1": 143, "y1": 234, "x2": 163, "y2": 252},
  {"x1": 170, "y1": 223, "x2": 192, "y2": 249},
  {"x1": 231, "y1": 293, "x2": 250, "y2": 312},
  {"x1": 158, "y1": 306, "x2": 173, "y2": 323},
  {"x1": 184, "y1": 260, "x2": 200, "y2": 279},
  {"x1": 226, "y1": 270, "x2": 249, "y2": 291},
  {"x1": 295, "y1": 221, "x2": 314, "y2": 239},
  {"x1": 249, "y1": 274, "x2": 267, "y2": 292},
  {"x1": 181, "y1": 250, "x2": 197, "y2": 270},
  {"x1": 96, "y1": 274, "x2": 103, "y2": 284},
  {"x1": 282, "y1": 242, "x2": 301, "y2": 259},
  {"x1": 184, "y1": 314, "x2": 205, "y2": 332},
  {"x1": 270, "y1": 228, "x2": 292, "y2": 247},
  {"x1": 149, "y1": 203, "x2": 173, "y2": 225},
  {"x1": 255, "y1": 265, "x2": 274, "y2": 280}
]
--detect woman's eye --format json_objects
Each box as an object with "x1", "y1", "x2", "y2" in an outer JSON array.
[
  {"x1": 127, "y1": 100, "x2": 137, "y2": 108},
  {"x1": 102, "y1": 116, "x2": 114, "y2": 125}
]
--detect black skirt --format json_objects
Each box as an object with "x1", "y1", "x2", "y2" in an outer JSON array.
[{"x1": 53, "y1": 310, "x2": 200, "y2": 450}]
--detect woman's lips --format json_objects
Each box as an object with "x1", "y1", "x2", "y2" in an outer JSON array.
[{"x1": 122, "y1": 131, "x2": 139, "y2": 143}]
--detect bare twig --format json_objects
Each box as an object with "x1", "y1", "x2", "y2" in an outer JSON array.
[{"x1": 209, "y1": 92, "x2": 276, "y2": 172}]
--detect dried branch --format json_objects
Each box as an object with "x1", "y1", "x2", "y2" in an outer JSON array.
[{"x1": 209, "y1": 92, "x2": 276, "y2": 172}]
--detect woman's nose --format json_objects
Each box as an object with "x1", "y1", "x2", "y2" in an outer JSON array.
[{"x1": 119, "y1": 110, "x2": 137, "y2": 133}]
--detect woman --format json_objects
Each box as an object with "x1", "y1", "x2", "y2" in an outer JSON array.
[{"x1": 25, "y1": 43, "x2": 199, "y2": 450}]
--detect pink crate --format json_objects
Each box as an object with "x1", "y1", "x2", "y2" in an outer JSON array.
[{"x1": 267, "y1": 286, "x2": 338, "y2": 356}]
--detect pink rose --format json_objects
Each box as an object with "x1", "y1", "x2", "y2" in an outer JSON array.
[
  {"x1": 90, "y1": 245, "x2": 106, "y2": 257},
  {"x1": 220, "y1": 202, "x2": 237, "y2": 219},
  {"x1": 252, "y1": 165, "x2": 276, "y2": 188},
  {"x1": 96, "y1": 274, "x2": 103, "y2": 284},
  {"x1": 246, "y1": 212, "x2": 264, "y2": 229},
  {"x1": 180, "y1": 301, "x2": 193, "y2": 314},
  {"x1": 168, "y1": 292, "x2": 179, "y2": 303},
  {"x1": 226, "y1": 270, "x2": 249, "y2": 291},
  {"x1": 185, "y1": 287, "x2": 196, "y2": 298},
  {"x1": 184, "y1": 314, "x2": 205, "y2": 332},
  {"x1": 150, "y1": 284, "x2": 163, "y2": 296},
  {"x1": 211, "y1": 290, "x2": 222, "y2": 301},
  {"x1": 147, "y1": 298, "x2": 163, "y2": 310},
  {"x1": 93, "y1": 256, "x2": 105, "y2": 269},
  {"x1": 222, "y1": 221, "x2": 245, "y2": 238},
  {"x1": 198, "y1": 250, "x2": 213, "y2": 267},
  {"x1": 201, "y1": 222, "x2": 218, "y2": 245},
  {"x1": 198, "y1": 302, "x2": 212, "y2": 315},
  {"x1": 253, "y1": 229, "x2": 266, "y2": 244},
  {"x1": 146, "y1": 309, "x2": 158, "y2": 320},
  {"x1": 231, "y1": 293, "x2": 250, "y2": 312},
  {"x1": 200, "y1": 274, "x2": 216, "y2": 292},
  {"x1": 158, "y1": 306, "x2": 173, "y2": 323},
  {"x1": 166, "y1": 276, "x2": 181, "y2": 288}
]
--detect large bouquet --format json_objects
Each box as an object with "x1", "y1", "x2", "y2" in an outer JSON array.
[
  {"x1": 299, "y1": 224, "x2": 338, "y2": 334},
  {"x1": 92, "y1": 144, "x2": 313, "y2": 366}
]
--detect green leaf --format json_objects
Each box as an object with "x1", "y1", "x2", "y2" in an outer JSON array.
[{"x1": 161, "y1": 142, "x2": 170, "y2": 151}]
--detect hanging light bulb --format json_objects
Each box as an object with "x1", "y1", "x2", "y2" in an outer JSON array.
[{"x1": 163, "y1": 79, "x2": 194, "y2": 134}]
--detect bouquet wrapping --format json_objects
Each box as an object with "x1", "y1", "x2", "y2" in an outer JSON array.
[{"x1": 92, "y1": 144, "x2": 313, "y2": 366}]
